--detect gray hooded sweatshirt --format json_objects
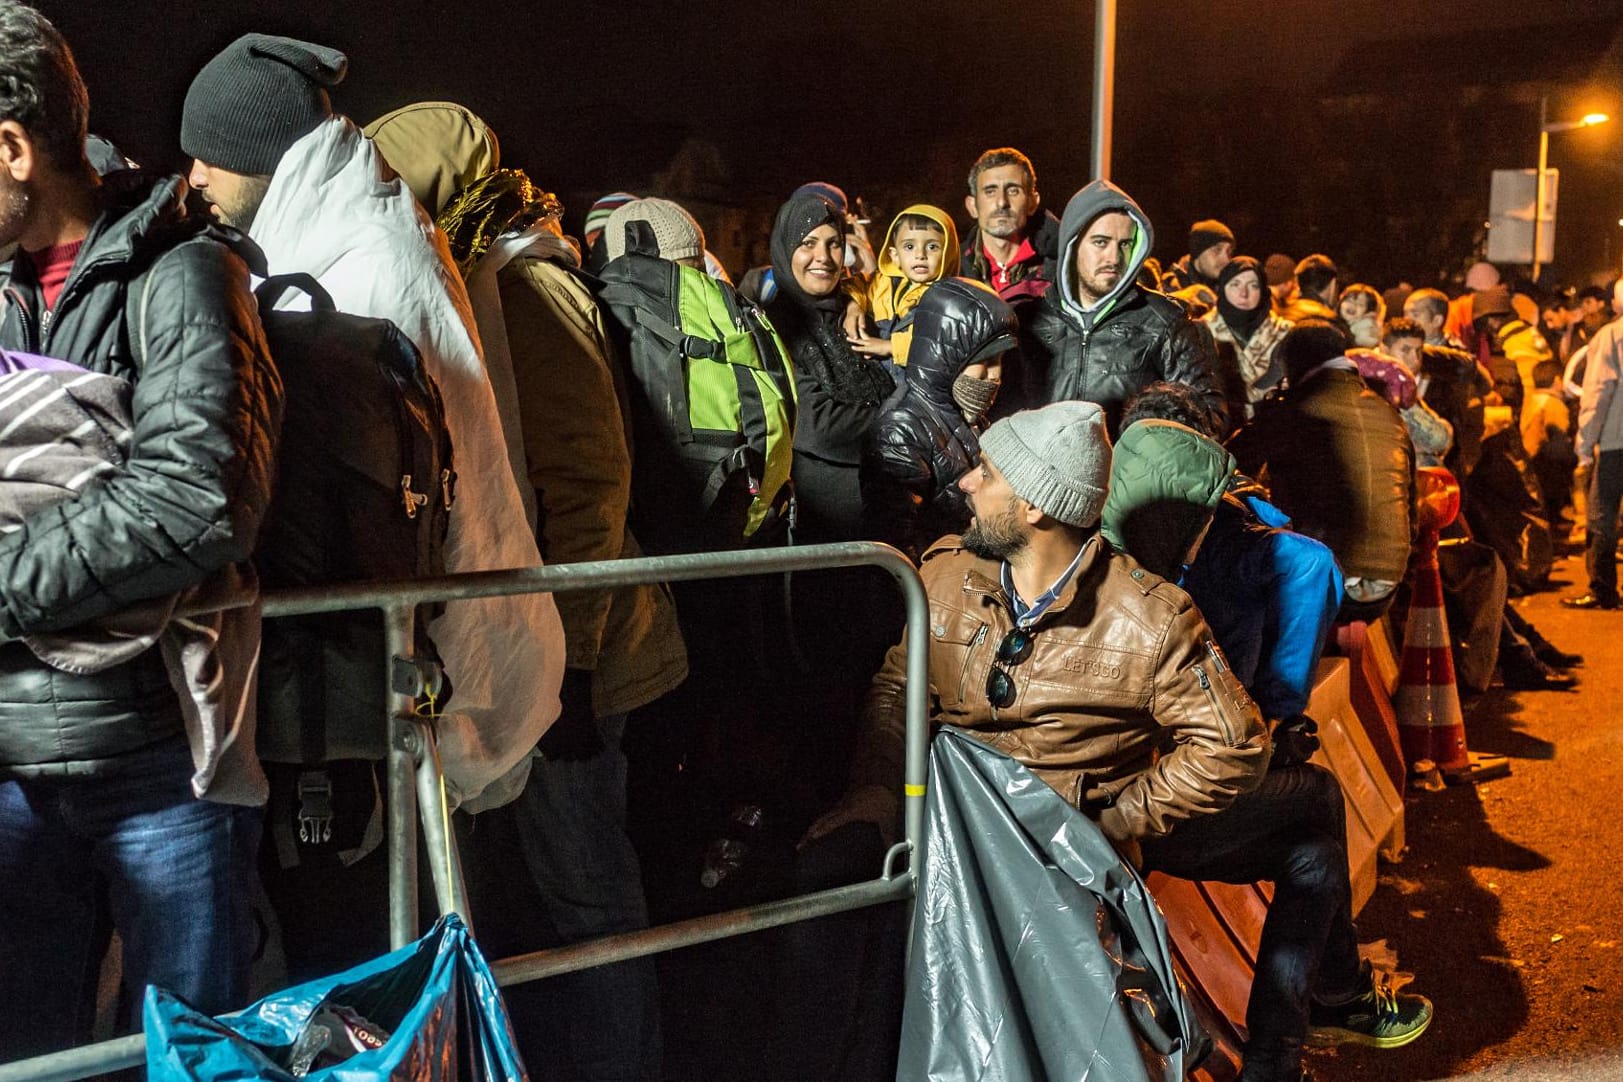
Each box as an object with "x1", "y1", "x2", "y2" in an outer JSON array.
[{"x1": 1027, "y1": 180, "x2": 1226, "y2": 434}]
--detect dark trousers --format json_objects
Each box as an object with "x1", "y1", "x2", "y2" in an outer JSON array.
[
  {"x1": 1585, "y1": 448, "x2": 1623, "y2": 602},
  {"x1": 1139, "y1": 764, "x2": 1365, "y2": 1060},
  {"x1": 460, "y1": 715, "x2": 661, "y2": 1082}
]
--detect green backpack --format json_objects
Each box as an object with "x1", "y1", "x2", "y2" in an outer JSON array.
[{"x1": 598, "y1": 240, "x2": 797, "y2": 553}]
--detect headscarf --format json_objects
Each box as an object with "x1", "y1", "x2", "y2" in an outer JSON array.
[
  {"x1": 769, "y1": 194, "x2": 848, "y2": 314},
  {"x1": 767, "y1": 194, "x2": 894, "y2": 405},
  {"x1": 1215, "y1": 256, "x2": 1270, "y2": 344}
]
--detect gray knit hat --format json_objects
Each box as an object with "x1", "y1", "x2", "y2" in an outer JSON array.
[
  {"x1": 603, "y1": 197, "x2": 706, "y2": 263},
  {"x1": 979, "y1": 401, "x2": 1112, "y2": 528},
  {"x1": 182, "y1": 34, "x2": 347, "y2": 175}
]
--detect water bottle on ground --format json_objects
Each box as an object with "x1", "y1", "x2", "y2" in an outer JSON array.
[{"x1": 700, "y1": 802, "x2": 766, "y2": 889}]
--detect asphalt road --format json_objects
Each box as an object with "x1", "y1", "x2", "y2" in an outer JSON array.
[{"x1": 1309, "y1": 553, "x2": 1623, "y2": 1081}]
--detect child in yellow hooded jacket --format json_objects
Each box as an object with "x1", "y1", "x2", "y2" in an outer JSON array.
[{"x1": 849, "y1": 204, "x2": 961, "y2": 366}]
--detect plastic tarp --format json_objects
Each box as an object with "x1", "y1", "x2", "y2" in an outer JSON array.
[
  {"x1": 898, "y1": 728, "x2": 1208, "y2": 1081},
  {"x1": 144, "y1": 914, "x2": 526, "y2": 1082}
]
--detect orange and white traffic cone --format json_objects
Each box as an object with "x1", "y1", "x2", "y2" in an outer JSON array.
[{"x1": 1395, "y1": 467, "x2": 1510, "y2": 786}]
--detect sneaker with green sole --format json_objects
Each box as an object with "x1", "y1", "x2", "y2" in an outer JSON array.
[{"x1": 1306, "y1": 980, "x2": 1433, "y2": 1049}]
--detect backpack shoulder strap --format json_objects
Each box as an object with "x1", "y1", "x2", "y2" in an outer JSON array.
[{"x1": 257, "y1": 272, "x2": 338, "y2": 315}]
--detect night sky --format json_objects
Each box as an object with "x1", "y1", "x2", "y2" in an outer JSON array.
[{"x1": 39, "y1": 0, "x2": 1623, "y2": 286}]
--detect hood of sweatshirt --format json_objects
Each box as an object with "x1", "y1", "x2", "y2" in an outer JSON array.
[
  {"x1": 1056, "y1": 179, "x2": 1154, "y2": 327},
  {"x1": 1100, "y1": 419, "x2": 1234, "y2": 582},
  {"x1": 876, "y1": 203, "x2": 962, "y2": 286},
  {"x1": 364, "y1": 101, "x2": 500, "y2": 217}
]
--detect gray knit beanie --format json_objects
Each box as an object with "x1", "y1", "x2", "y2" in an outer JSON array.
[
  {"x1": 182, "y1": 34, "x2": 348, "y2": 175},
  {"x1": 979, "y1": 401, "x2": 1112, "y2": 528},
  {"x1": 603, "y1": 197, "x2": 706, "y2": 263}
]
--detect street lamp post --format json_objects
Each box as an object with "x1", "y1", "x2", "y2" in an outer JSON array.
[
  {"x1": 1092, "y1": 0, "x2": 1117, "y2": 181},
  {"x1": 1531, "y1": 96, "x2": 1609, "y2": 283}
]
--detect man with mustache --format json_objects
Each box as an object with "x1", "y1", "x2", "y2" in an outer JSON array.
[
  {"x1": 1025, "y1": 179, "x2": 1227, "y2": 434},
  {"x1": 959, "y1": 148, "x2": 1060, "y2": 418}
]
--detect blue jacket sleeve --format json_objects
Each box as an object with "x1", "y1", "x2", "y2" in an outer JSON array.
[{"x1": 1252, "y1": 530, "x2": 1344, "y2": 719}]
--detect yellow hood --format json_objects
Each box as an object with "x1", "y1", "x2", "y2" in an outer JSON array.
[
  {"x1": 363, "y1": 101, "x2": 499, "y2": 216},
  {"x1": 876, "y1": 203, "x2": 961, "y2": 284}
]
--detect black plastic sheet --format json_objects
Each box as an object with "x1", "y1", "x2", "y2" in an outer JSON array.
[{"x1": 897, "y1": 728, "x2": 1208, "y2": 1081}]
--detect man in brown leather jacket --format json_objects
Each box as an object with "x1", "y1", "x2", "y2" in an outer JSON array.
[
  {"x1": 815, "y1": 399, "x2": 1268, "y2": 856},
  {"x1": 810, "y1": 400, "x2": 1430, "y2": 1082}
]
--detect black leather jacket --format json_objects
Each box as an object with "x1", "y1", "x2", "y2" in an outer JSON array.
[
  {"x1": 1028, "y1": 284, "x2": 1227, "y2": 435},
  {"x1": 863, "y1": 278, "x2": 1016, "y2": 557},
  {"x1": 0, "y1": 173, "x2": 281, "y2": 775}
]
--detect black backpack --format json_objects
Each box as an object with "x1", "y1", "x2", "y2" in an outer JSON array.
[{"x1": 249, "y1": 273, "x2": 454, "y2": 765}]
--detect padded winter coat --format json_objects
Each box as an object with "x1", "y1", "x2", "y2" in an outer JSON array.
[
  {"x1": 862, "y1": 278, "x2": 1015, "y2": 558},
  {"x1": 0, "y1": 174, "x2": 281, "y2": 774},
  {"x1": 1026, "y1": 181, "x2": 1225, "y2": 434},
  {"x1": 1231, "y1": 367, "x2": 1417, "y2": 585}
]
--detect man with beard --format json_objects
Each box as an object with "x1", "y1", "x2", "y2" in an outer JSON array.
[
  {"x1": 808, "y1": 399, "x2": 1267, "y2": 877},
  {"x1": 0, "y1": 2, "x2": 281, "y2": 1057},
  {"x1": 1025, "y1": 179, "x2": 1226, "y2": 433},
  {"x1": 812, "y1": 400, "x2": 1431, "y2": 1082},
  {"x1": 1159, "y1": 217, "x2": 1235, "y2": 298}
]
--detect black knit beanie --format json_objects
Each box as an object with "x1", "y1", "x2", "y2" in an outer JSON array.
[
  {"x1": 1188, "y1": 218, "x2": 1234, "y2": 260},
  {"x1": 181, "y1": 34, "x2": 347, "y2": 175}
]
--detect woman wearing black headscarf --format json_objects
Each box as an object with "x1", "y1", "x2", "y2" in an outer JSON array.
[
  {"x1": 765, "y1": 194, "x2": 898, "y2": 542},
  {"x1": 1203, "y1": 255, "x2": 1293, "y2": 417}
]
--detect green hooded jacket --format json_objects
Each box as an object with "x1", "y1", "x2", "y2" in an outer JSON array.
[{"x1": 1101, "y1": 419, "x2": 1236, "y2": 581}]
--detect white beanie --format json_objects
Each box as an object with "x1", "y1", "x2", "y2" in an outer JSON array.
[{"x1": 603, "y1": 197, "x2": 705, "y2": 263}]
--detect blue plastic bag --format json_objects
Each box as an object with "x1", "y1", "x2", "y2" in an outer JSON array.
[{"x1": 144, "y1": 914, "x2": 526, "y2": 1082}]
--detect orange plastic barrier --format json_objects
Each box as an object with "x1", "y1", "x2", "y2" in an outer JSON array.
[{"x1": 1149, "y1": 656, "x2": 1406, "y2": 1075}]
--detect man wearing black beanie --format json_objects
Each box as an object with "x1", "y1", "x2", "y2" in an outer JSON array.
[
  {"x1": 181, "y1": 33, "x2": 346, "y2": 231},
  {"x1": 178, "y1": 29, "x2": 572, "y2": 980},
  {"x1": 1160, "y1": 217, "x2": 1235, "y2": 295}
]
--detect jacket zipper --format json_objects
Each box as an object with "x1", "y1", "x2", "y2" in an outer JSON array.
[
  {"x1": 958, "y1": 623, "x2": 988, "y2": 702},
  {"x1": 3, "y1": 287, "x2": 38, "y2": 353},
  {"x1": 1195, "y1": 655, "x2": 1247, "y2": 744},
  {"x1": 1194, "y1": 663, "x2": 1217, "y2": 706}
]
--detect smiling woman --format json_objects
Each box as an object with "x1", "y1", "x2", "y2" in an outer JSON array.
[{"x1": 764, "y1": 192, "x2": 896, "y2": 543}]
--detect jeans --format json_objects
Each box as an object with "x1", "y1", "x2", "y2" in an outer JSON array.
[
  {"x1": 461, "y1": 714, "x2": 661, "y2": 1082},
  {"x1": 0, "y1": 739, "x2": 262, "y2": 1060},
  {"x1": 1139, "y1": 764, "x2": 1364, "y2": 1065},
  {"x1": 1585, "y1": 448, "x2": 1623, "y2": 602}
]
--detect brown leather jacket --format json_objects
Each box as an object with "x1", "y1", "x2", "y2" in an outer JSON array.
[{"x1": 851, "y1": 534, "x2": 1268, "y2": 844}]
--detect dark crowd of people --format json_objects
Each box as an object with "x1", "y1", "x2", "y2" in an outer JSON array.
[{"x1": 1, "y1": 7, "x2": 1619, "y2": 1082}]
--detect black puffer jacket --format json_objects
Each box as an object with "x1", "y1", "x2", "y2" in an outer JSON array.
[
  {"x1": 1026, "y1": 180, "x2": 1225, "y2": 434},
  {"x1": 0, "y1": 173, "x2": 282, "y2": 775},
  {"x1": 863, "y1": 278, "x2": 1016, "y2": 557}
]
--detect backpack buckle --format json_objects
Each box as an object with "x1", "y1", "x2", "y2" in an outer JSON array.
[
  {"x1": 400, "y1": 475, "x2": 429, "y2": 519},
  {"x1": 295, "y1": 770, "x2": 334, "y2": 845}
]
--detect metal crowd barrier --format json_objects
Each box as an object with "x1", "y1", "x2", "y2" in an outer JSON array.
[{"x1": 0, "y1": 542, "x2": 931, "y2": 1082}]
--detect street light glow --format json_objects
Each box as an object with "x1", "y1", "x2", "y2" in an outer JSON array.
[{"x1": 1582, "y1": 113, "x2": 1610, "y2": 126}]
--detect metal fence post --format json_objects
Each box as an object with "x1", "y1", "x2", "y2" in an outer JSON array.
[{"x1": 385, "y1": 601, "x2": 420, "y2": 950}]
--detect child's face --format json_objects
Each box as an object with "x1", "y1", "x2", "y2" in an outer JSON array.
[
  {"x1": 1340, "y1": 293, "x2": 1373, "y2": 323},
  {"x1": 890, "y1": 225, "x2": 946, "y2": 284}
]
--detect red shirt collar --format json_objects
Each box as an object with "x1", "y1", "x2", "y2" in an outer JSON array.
[{"x1": 984, "y1": 236, "x2": 1037, "y2": 294}]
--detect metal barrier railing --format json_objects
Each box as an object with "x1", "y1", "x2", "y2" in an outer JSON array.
[{"x1": 0, "y1": 542, "x2": 930, "y2": 1082}]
